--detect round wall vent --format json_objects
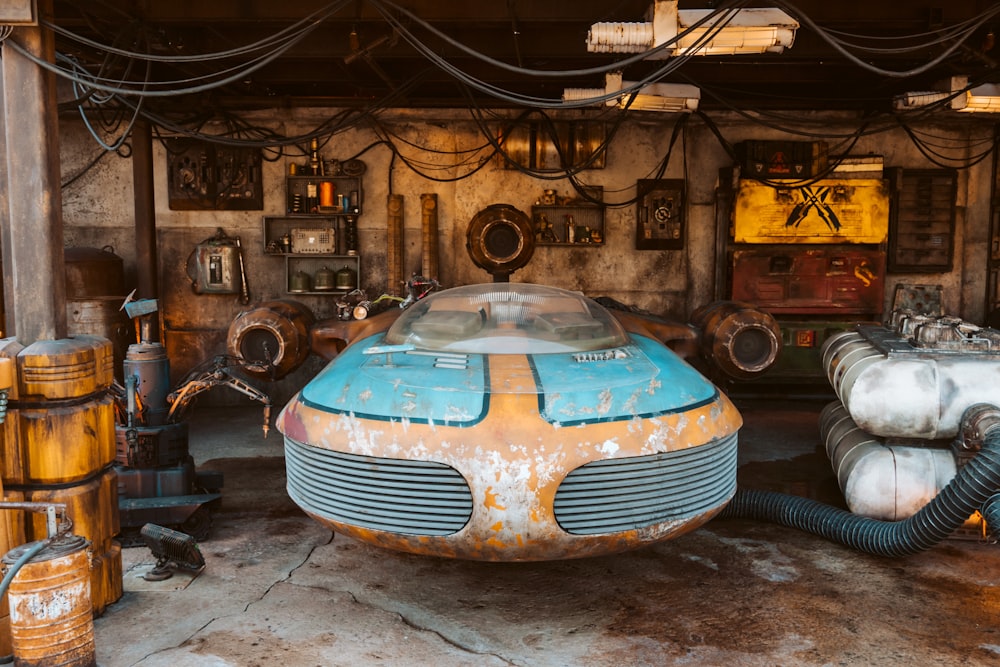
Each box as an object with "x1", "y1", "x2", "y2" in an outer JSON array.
[{"x1": 466, "y1": 204, "x2": 535, "y2": 281}]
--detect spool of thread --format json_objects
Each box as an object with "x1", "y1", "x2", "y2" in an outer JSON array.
[{"x1": 319, "y1": 182, "x2": 335, "y2": 209}]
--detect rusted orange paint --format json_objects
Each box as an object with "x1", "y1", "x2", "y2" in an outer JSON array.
[{"x1": 484, "y1": 488, "x2": 506, "y2": 511}]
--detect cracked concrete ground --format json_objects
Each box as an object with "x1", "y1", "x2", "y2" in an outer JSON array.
[{"x1": 93, "y1": 401, "x2": 1000, "y2": 667}]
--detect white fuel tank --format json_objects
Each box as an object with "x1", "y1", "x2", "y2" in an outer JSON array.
[{"x1": 822, "y1": 313, "x2": 1000, "y2": 440}]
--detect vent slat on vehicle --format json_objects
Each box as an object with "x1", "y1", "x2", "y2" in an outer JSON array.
[
  {"x1": 284, "y1": 438, "x2": 473, "y2": 536},
  {"x1": 553, "y1": 434, "x2": 737, "y2": 535}
]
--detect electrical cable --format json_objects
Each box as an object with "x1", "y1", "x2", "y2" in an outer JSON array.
[
  {"x1": 370, "y1": 0, "x2": 744, "y2": 108},
  {"x1": 368, "y1": 0, "x2": 753, "y2": 78},
  {"x1": 41, "y1": 1, "x2": 346, "y2": 63},
  {"x1": 772, "y1": 0, "x2": 1000, "y2": 78}
]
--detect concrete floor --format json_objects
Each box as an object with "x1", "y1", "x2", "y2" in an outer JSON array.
[{"x1": 93, "y1": 399, "x2": 1000, "y2": 667}]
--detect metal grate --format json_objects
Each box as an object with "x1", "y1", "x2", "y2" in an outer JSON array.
[
  {"x1": 553, "y1": 434, "x2": 738, "y2": 535},
  {"x1": 284, "y1": 437, "x2": 473, "y2": 536}
]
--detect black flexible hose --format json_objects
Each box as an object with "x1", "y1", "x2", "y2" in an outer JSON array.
[
  {"x1": 981, "y1": 493, "x2": 1000, "y2": 541},
  {"x1": 719, "y1": 419, "x2": 1000, "y2": 557}
]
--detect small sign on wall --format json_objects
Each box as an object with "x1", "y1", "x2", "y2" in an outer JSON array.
[{"x1": 636, "y1": 179, "x2": 684, "y2": 250}]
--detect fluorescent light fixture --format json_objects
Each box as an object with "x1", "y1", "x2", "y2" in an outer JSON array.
[
  {"x1": 562, "y1": 72, "x2": 700, "y2": 112},
  {"x1": 587, "y1": 0, "x2": 798, "y2": 57},
  {"x1": 893, "y1": 76, "x2": 1000, "y2": 113},
  {"x1": 892, "y1": 91, "x2": 961, "y2": 111},
  {"x1": 959, "y1": 83, "x2": 1000, "y2": 113}
]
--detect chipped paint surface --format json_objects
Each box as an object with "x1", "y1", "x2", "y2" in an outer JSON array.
[{"x1": 277, "y1": 301, "x2": 742, "y2": 561}]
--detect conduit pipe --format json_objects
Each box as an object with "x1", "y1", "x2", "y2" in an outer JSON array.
[
  {"x1": 819, "y1": 402, "x2": 957, "y2": 521},
  {"x1": 721, "y1": 403, "x2": 1000, "y2": 556}
]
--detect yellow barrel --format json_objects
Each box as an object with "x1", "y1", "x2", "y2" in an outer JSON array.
[
  {"x1": 87, "y1": 541, "x2": 122, "y2": 618},
  {"x1": 4, "y1": 396, "x2": 115, "y2": 486},
  {"x1": 15, "y1": 337, "x2": 113, "y2": 400},
  {"x1": 0, "y1": 337, "x2": 120, "y2": 617},
  {"x1": 2, "y1": 534, "x2": 95, "y2": 667},
  {"x1": 2, "y1": 337, "x2": 116, "y2": 486}
]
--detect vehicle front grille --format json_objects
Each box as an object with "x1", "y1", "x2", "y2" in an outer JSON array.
[
  {"x1": 553, "y1": 433, "x2": 738, "y2": 535},
  {"x1": 284, "y1": 437, "x2": 473, "y2": 536}
]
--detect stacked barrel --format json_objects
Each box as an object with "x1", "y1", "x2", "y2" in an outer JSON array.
[{"x1": 0, "y1": 335, "x2": 123, "y2": 622}]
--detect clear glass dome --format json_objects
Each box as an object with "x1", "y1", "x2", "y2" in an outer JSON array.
[{"x1": 384, "y1": 283, "x2": 629, "y2": 354}]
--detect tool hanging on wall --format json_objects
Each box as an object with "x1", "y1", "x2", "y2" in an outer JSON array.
[{"x1": 185, "y1": 227, "x2": 251, "y2": 304}]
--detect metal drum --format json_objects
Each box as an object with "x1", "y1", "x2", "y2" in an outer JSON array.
[
  {"x1": 3, "y1": 534, "x2": 95, "y2": 667},
  {"x1": 4, "y1": 468, "x2": 120, "y2": 616},
  {"x1": 1, "y1": 337, "x2": 115, "y2": 486},
  {"x1": 66, "y1": 298, "x2": 130, "y2": 383},
  {"x1": 65, "y1": 246, "x2": 129, "y2": 383},
  {"x1": 64, "y1": 246, "x2": 125, "y2": 299},
  {"x1": 226, "y1": 300, "x2": 314, "y2": 380},
  {"x1": 690, "y1": 300, "x2": 782, "y2": 379}
]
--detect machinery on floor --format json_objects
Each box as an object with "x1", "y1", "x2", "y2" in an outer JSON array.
[
  {"x1": 114, "y1": 296, "x2": 270, "y2": 542},
  {"x1": 723, "y1": 309, "x2": 1000, "y2": 555}
]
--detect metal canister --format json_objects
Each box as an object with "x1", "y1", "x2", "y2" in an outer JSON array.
[
  {"x1": 3, "y1": 534, "x2": 95, "y2": 667},
  {"x1": 226, "y1": 300, "x2": 315, "y2": 380},
  {"x1": 288, "y1": 271, "x2": 311, "y2": 294},
  {"x1": 313, "y1": 266, "x2": 335, "y2": 291},
  {"x1": 335, "y1": 265, "x2": 356, "y2": 290},
  {"x1": 319, "y1": 181, "x2": 335, "y2": 209},
  {"x1": 689, "y1": 301, "x2": 782, "y2": 380}
]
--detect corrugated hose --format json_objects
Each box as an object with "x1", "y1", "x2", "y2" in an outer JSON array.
[{"x1": 720, "y1": 403, "x2": 1000, "y2": 557}]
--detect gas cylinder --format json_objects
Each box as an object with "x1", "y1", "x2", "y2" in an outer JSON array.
[{"x1": 3, "y1": 534, "x2": 95, "y2": 667}]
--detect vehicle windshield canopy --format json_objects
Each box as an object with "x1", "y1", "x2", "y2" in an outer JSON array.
[{"x1": 384, "y1": 283, "x2": 629, "y2": 354}]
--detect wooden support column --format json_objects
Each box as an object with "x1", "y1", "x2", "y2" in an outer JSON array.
[{"x1": 0, "y1": 0, "x2": 67, "y2": 343}]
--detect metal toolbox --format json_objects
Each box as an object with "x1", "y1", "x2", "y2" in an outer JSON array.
[{"x1": 730, "y1": 245, "x2": 885, "y2": 316}]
